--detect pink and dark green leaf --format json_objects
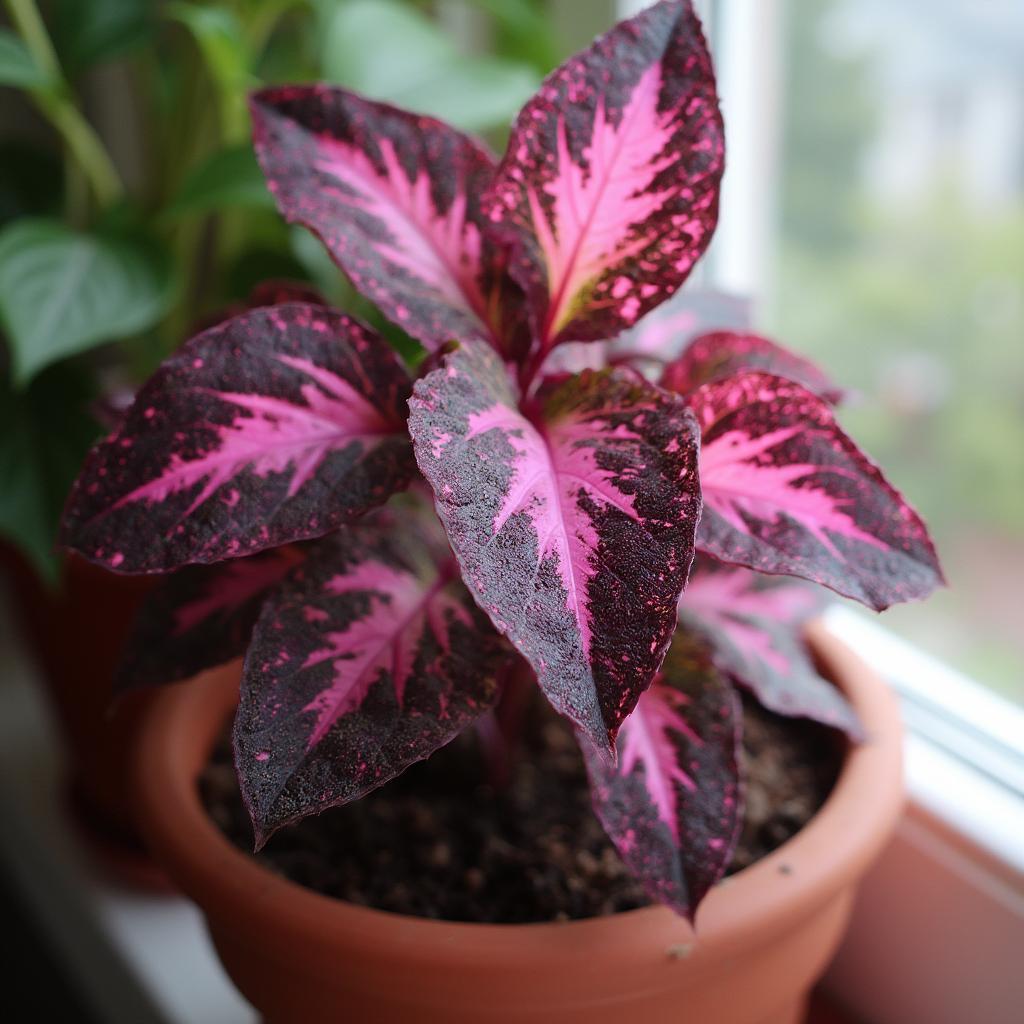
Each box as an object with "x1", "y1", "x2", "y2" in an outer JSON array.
[
  {"x1": 680, "y1": 563, "x2": 862, "y2": 737},
  {"x1": 409, "y1": 339, "x2": 702, "y2": 753},
  {"x1": 662, "y1": 331, "x2": 843, "y2": 403},
  {"x1": 61, "y1": 304, "x2": 414, "y2": 573},
  {"x1": 235, "y1": 515, "x2": 508, "y2": 845},
  {"x1": 689, "y1": 372, "x2": 944, "y2": 610},
  {"x1": 484, "y1": 0, "x2": 724, "y2": 349},
  {"x1": 582, "y1": 632, "x2": 742, "y2": 920},
  {"x1": 250, "y1": 86, "x2": 520, "y2": 353},
  {"x1": 116, "y1": 546, "x2": 303, "y2": 691}
]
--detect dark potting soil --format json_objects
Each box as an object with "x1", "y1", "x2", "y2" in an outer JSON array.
[{"x1": 201, "y1": 697, "x2": 841, "y2": 923}]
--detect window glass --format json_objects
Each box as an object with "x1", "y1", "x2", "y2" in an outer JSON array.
[{"x1": 771, "y1": 0, "x2": 1024, "y2": 703}]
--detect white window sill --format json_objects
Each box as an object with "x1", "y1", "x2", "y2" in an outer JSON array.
[{"x1": 822, "y1": 605, "x2": 1024, "y2": 1024}]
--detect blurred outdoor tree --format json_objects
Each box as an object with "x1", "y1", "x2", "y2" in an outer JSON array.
[{"x1": 772, "y1": 0, "x2": 1024, "y2": 699}]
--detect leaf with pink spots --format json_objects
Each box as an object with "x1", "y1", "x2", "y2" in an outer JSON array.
[
  {"x1": 688, "y1": 371, "x2": 944, "y2": 610},
  {"x1": 116, "y1": 546, "x2": 303, "y2": 691},
  {"x1": 235, "y1": 514, "x2": 508, "y2": 845},
  {"x1": 483, "y1": 0, "x2": 724, "y2": 349},
  {"x1": 662, "y1": 331, "x2": 843, "y2": 402},
  {"x1": 250, "y1": 86, "x2": 521, "y2": 354},
  {"x1": 582, "y1": 631, "x2": 742, "y2": 920},
  {"x1": 679, "y1": 562, "x2": 862, "y2": 737},
  {"x1": 408, "y1": 339, "x2": 702, "y2": 753},
  {"x1": 61, "y1": 304, "x2": 414, "y2": 573}
]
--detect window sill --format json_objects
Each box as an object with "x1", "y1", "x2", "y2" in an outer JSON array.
[{"x1": 822, "y1": 607, "x2": 1024, "y2": 1024}]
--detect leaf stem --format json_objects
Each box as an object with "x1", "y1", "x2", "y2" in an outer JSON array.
[{"x1": 4, "y1": 0, "x2": 124, "y2": 208}]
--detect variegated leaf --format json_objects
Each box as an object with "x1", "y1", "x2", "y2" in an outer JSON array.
[
  {"x1": 116, "y1": 546, "x2": 303, "y2": 691},
  {"x1": 250, "y1": 86, "x2": 520, "y2": 353},
  {"x1": 662, "y1": 331, "x2": 843, "y2": 402},
  {"x1": 484, "y1": 0, "x2": 724, "y2": 348},
  {"x1": 688, "y1": 372, "x2": 944, "y2": 610},
  {"x1": 409, "y1": 339, "x2": 702, "y2": 753},
  {"x1": 235, "y1": 514, "x2": 507, "y2": 845},
  {"x1": 680, "y1": 562, "x2": 862, "y2": 737},
  {"x1": 583, "y1": 632, "x2": 742, "y2": 920},
  {"x1": 61, "y1": 304, "x2": 414, "y2": 573}
]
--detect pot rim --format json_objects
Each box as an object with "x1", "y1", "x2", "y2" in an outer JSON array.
[{"x1": 133, "y1": 621, "x2": 903, "y2": 964}]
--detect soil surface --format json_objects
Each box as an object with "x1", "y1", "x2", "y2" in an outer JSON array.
[{"x1": 201, "y1": 697, "x2": 841, "y2": 923}]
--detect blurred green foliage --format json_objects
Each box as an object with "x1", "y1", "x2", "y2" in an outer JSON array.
[
  {"x1": 772, "y1": 0, "x2": 1024, "y2": 700},
  {"x1": 0, "y1": 0, "x2": 563, "y2": 582}
]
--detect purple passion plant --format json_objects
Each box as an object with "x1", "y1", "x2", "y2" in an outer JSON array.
[{"x1": 59, "y1": 1, "x2": 942, "y2": 920}]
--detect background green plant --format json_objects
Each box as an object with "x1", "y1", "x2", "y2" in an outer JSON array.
[{"x1": 0, "y1": 0, "x2": 559, "y2": 583}]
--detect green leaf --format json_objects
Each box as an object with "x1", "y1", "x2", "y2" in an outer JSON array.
[
  {"x1": 165, "y1": 145, "x2": 273, "y2": 219},
  {"x1": 53, "y1": 0, "x2": 153, "y2": 74},
  {"x1": 0, "y1": 366, "x2": 101, "y2": 583},
  {"x1": 0, "y1": 29, "x2": 49, "y2": 89},
  {"x1": 0, "y1": 219, "x2": 175, "y2": 385},
  {"x1": 321, "y1": 0, "x2": 538, "y2": 132},
  {"x1": 168, "y1": 3, "x2": 252, "y2": 139},
  {"x1": 464, "y1": 0, "x2": 561, "y2": 73}
]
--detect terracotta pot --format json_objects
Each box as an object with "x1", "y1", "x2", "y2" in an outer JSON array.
[
  {"x1": 4, "y1": 548, "x2": 164, "y2": 887},
  {"x1": 133, "y1": 624, "x2": 903, "y2": 1024}
]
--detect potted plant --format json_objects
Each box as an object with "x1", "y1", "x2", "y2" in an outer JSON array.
[{"x1": 59, "y1": 0, "x2": 942, "y2": 1019}]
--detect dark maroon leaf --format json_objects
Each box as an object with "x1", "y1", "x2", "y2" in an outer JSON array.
[
  {"x1": 246, "y1": 280, "x2": 326, "y2": 309},
  {"x1": 688, "y1": 371, "x2": 944, "y2": 610},
  {"x1": 61, "y1": 304, "x2": 414, "y2": 573},
  {"x1": 235, "y1": 513, "x2": 508, "y2": 846},
  {"x1": 483, "y1": 0, "x2": 724, "y2": 348},
  {"x1": 583, "y1": 631, "x2": 742, "y2": 920},
  {"x1": 116, "y1": 546, "x2": 303, "y2": 691},
  {"x1": 409, "y1": 339, "x2": 702, "y2": 753},
  {"x1": 250, "y1": 85, "x2": 521, "y2": 353},
  {"x1": 662, "y1": 331, "x2": 843, "y2": 402},
  {"x1": 680, "y1": 562, "x2": 862, "y2": 737},
  {"x1": 194, "y1": 281, "x2": 328, "y2": 335}
]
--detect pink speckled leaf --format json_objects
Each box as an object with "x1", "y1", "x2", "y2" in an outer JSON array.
[
  {"x1": 61, "y1": 304, "x2": 414, "y2": 573},
  {"x1": 582, "y1": 632, "x2": 741, "y2": 920},
  {"x1": 484, "y1": 0, "x2": 724, "y2": 348},
  {"x1": 680, "y1": 562, "x2": 862, "y2": 737},
  {"x1": 689, "y1": 372, "x2": 944, "y2": 610},
  {"x1": 235, "y1": 514, "x2": 507, "y2": 845},
  {"x1": 251, "y1": 86, "x2": 521, "y2": 353},
  {"x1": 662, "y1": 331, "x2": 842, "y2": 402},
  {"x1": 116, "y1": 546, "x2": 303, "y2": 691},
  {"x1": 408, "y1": 339, "x2": 702, "y2": 753}
]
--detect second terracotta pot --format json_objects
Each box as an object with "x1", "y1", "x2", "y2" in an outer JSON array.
[
  {"x1": 133, "y1": 624, "x2": 903, "y2": 1024},
  {"x1": 5, "y1": 549, "x2": 162, "y2": 886}
]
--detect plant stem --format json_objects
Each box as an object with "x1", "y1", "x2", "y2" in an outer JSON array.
[{"x1": 5, "y1": 0, "x2": 124, "y2": 208}]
